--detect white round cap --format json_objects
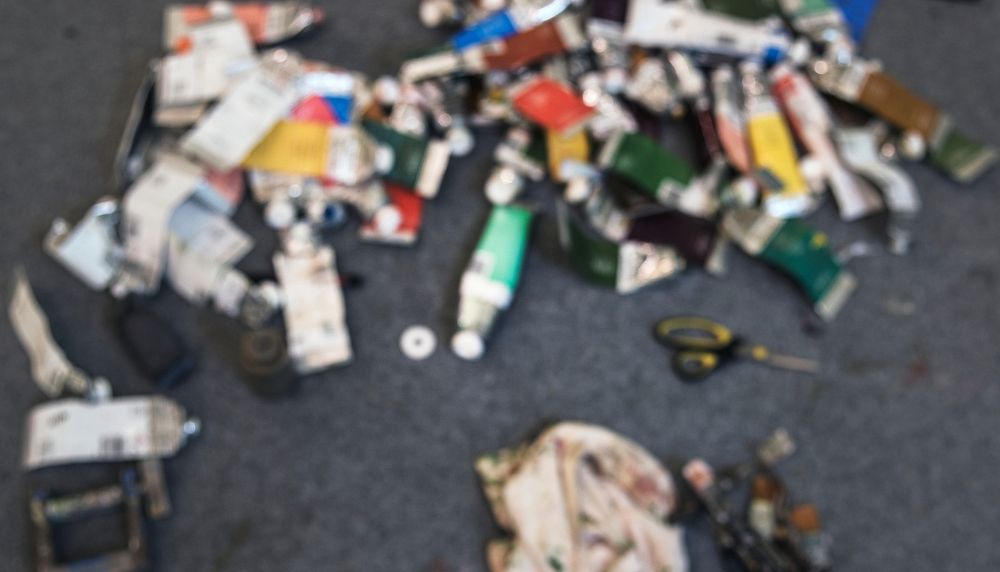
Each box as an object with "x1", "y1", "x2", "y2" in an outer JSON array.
[
  {"x1": 564, "y1": 176, "x2": 593, "y2": 204},
  {"x1": 447, "y1": 125, "x2": 475, "y2": 156},
  {"x1": 900, "y1": 131, "x2": 927, "y2": 160},
  {"x1": 451, "y1": 330, "x2": 485, "y2": 361},
  {"x1": 401, "y1": 325, "x2": 437, "y2": 360},
  {"x1": 798, "y1": 155, "x2": 827, "y2": 193},
  {"x1": 788, "y1": 38, "x2": 813, "y2": 68},
  {"x1": 485, "y1": 166, "x2": 523, "y2": 205},
  {"x1": 265, "y1": 198, "x2": 297, "y2": 230},
  {"x1": 373, "y1": 76, "x2": 401, "y2": 107}
]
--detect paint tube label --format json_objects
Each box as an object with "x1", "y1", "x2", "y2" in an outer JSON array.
[
  {"x1": 624, "y1": 1, "x2": 790, "y2": 61},
  {"x1": 452, "y1": 10, "x2": 521, "y2": 50},
  {"x1": 712, "y1": 68, "x2": 752, "y2": 173},
  {"x1": 274, "y1": 245, "x2": 352, "y2": 373},
  {"x1": 45, "y1": 199, "x2": 122, "y2": 291},
  {"x1": 181, "y1": 52, "x2": 302, "y2": 170},
  {"x1": 599, "y1": 132, "x2": 695, "y2": 201},
  {"x1": 9, "y1": 271, "x2": 92, "y2": 398},
  {"x1": 747, "y1": 105, "x2": 811, "y2": 218},
  {"x1": 483, "y1": 15, "x2": 585, "y2": 70},
  {"x1": 23, "y1": 396, "x2": 193, "y2": 470},
  {"x1": 364, "y1": 120, "x2": 450, "y2": 198},
  {"x1": 546, "y1": 129, "x2": 590, "y2": 181},
  {"x1": 122, "y1": 153, "x2": 205, "y2": 293},
  {"x1": 927, "y1": 118, "x2": 998, "y2": 184},
  {"x1": 462, "y1": 205, "x2": 534, "y2": 309},
  {"x1": 760, "y1": 219, "x2": 856, "y2": 320},
  {"x1": 509, "y1": 77, "x2": 595, "y2": 134}
]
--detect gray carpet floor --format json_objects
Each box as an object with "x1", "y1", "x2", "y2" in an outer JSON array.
[{"x1": 1, "y1": 1, "x2": 999, "y2": 570}]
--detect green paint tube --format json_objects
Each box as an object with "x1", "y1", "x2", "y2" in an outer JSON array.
[
  {"x1": 556, "y1": 201, "x2": 685, "y2": 294},
  {"x1": 597, "y1": 132, "x2": 695, "y2": 204},
  {"x1": 363, "y1": 120, "x2": 451, "y2": 199},
  {"x1": 723, "y1": 209, "x2": 856, "y2": 320},
  {"x1": 452, "y1": 205, "x2": 534, "y2": 360}
]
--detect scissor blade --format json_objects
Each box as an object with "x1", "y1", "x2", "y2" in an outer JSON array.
[{"x1": 764, "y1": 354, "x2": 821, "y2": 374}]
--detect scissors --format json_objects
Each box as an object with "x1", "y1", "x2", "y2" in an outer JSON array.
[{"x1": 653, "y1": 316, "x2": 820, "y2": 382}]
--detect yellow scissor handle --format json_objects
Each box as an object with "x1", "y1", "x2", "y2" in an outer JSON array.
[
  {"x1": 672, "y1": 350, "x2": 721, "y2": 382},
  {"x1": 654, "y1": 316, "x2": 735, "y2": 351}
]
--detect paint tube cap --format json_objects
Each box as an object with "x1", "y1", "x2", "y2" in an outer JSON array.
[
  {"x1": 564, "y1": 176, "x2": 593, "y2": 204},
  {"x1": 789, "y1": 38, "x2": 813, "y2": 68},
  {"x1": 485, "y1": 166, "x2": 524, "y2": 205},
  {"x1": 899, "y1": 130, "x2": 927, "y2": 161},
  {"x1": 265, "y1": 198, "x2": 297, "y2": 230},
  {"x1": 451, "y1": 330, "x2": 485, "y2": 361},
  {"x1": 447, "y1": 124, "x2": 475, "y2": 156},
  {"x1": 374, "y1": 76, "x2": 402, "y2": 107},
  {"x1": 799, "y1": 155, "x2": 827, "y2": 193},
  {"x1": 401, "y1": 325, "x2": 437, "y2": 360}
]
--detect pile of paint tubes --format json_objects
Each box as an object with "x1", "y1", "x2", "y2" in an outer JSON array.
[
  {"x1": 37, "y1": 0, "x2": 999, "y2": 394},
  {"x1": 410, "y1": 0, "x2": 996, "y2": 359}
]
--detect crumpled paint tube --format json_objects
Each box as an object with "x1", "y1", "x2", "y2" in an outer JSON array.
[
  {"x1": 475, "y1": 422, "x2": 688, "y2": 572},
  {"x1": 723, "y1": 209, "x2": 856, "y2": 320},
  {"x1": 556, "y1": 199, "x2": 686, "y2": 294}
]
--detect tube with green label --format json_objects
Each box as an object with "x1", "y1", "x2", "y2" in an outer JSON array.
[
  {"x1": 452, "y1": 204, "x2": 534, "y2": 360},
  {"x1": 723, "y1": 209, "x2": 856, "y2": 320}
]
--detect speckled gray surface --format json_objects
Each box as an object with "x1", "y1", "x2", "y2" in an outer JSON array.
[{"x1": 1, "y1": 1, "x2": 999, "y2": 570}]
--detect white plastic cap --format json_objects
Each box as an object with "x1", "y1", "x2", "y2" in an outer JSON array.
[
  {"x1": 447, "y1": 125, "x2": 475, "y2": 156},
  {"x1": 899, "y1": 130, "x2": 927, "y2": 161},
  {"x1": 451, "y1": 330, "x2": 485, "y2": 361},
  {"x1": 419, "y1": 1, "x2": 446, "y2": 28},
  {"x1": 564, "y1": 176, "x2": 593, "y2": 204},
  {"x1": 798, "y1": 155, "x2": 827, "y2": 193},
  {"x1": 788, "y1": 38, "x2": 813, "y2": 68},
  {"x1": 373, "y1": 76, "x2": 402, "y2": 107},
  {"x1": 485, "y1": 166, "x2": 524, "y2": 205},
  {"x1": 265, "y1": 198, "x2": 297, "y2": 230}
]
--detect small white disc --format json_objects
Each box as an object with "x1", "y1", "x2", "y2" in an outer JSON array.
[{"x1": 401, "y1": 325, "x2": 437, "y2": 361}]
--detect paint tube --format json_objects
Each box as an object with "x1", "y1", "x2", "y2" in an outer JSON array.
[
  {"x1": 742, "y1": 61, "x2": 813, "y2": 218},
  {"x1": 164, "y1": 2, "x2": 324, "y2": 48},
  {"x1": 22, "y1": 396, "x2": 199, "y2": 470},
  {"x1": 363, "y1": 120, "x2": 452, "y2": 198},
  {"x1": 810, "y1": 54, "x2": 998, "y2": 183},
  {"x1": 597, "y1": 132, "x2": 695, "y2": 205},
  {"x1": 835, "y1": 125, "x2": 920, "y2": 254},
  {"x1": 712, "y1": 66, "x2": 753, "y2": 173},
  {"x1": 482, "y1": 14, "x2": 586, "y2": 71},
  {"x1": 451, "y1": 0, "x2": 579, "y2": 51},
  {"x1": 770, "y1": 63, "x2": 883, "y2": 220},
  {"x1": 452, "y1": 205, "x2": 534, "y2": 360},
  {"x1": 624, "y1": 1, "x2": 791, "y2": 63},
  {"x1": 723, "y1": 209, "x2": 856, "y2": 320},
  {"x1": 556, "y1": 200, "x2": 685, "y2": 294},
  {"x1": 509, "y1": 76, "x2": 595, "y2": 134}
]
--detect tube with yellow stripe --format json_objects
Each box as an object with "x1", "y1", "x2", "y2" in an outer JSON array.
[{"x1": 741, "y1": 61, "x2": 812, "y2": 219}]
